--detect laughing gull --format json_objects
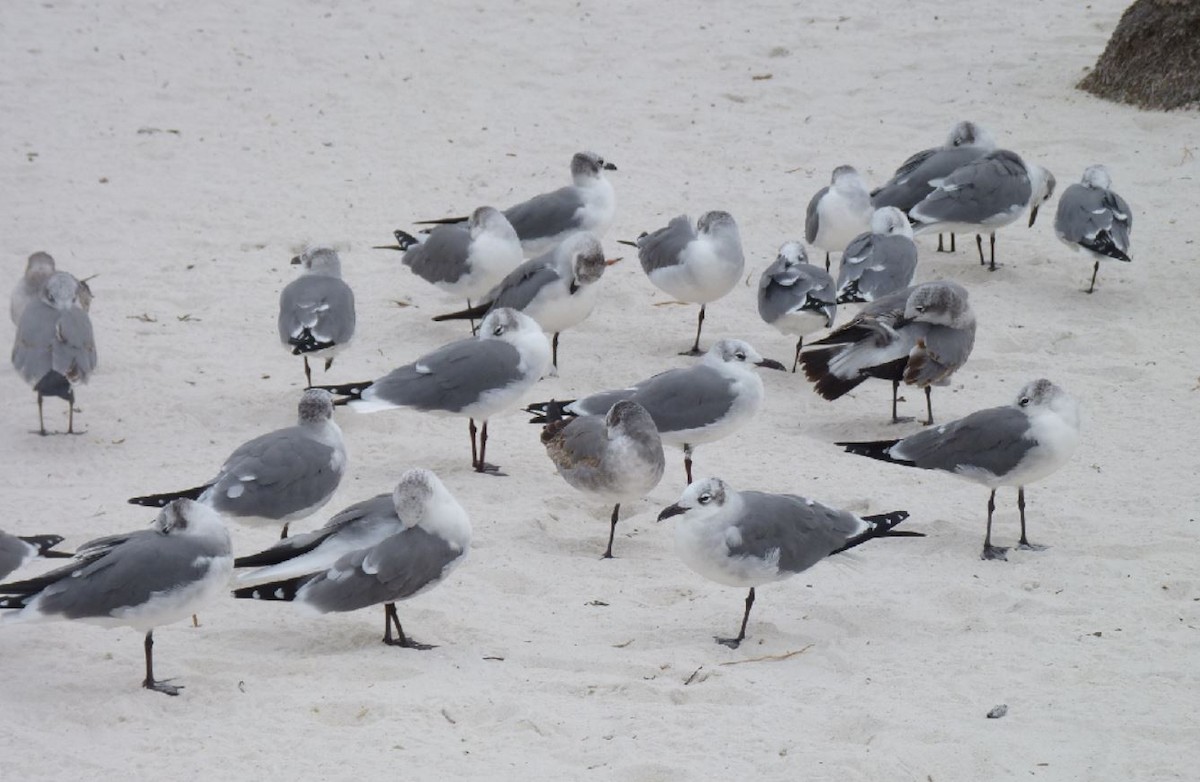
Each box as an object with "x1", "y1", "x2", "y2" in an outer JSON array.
[
  {"x1": 800, "y1": 280, "x2": 976, "y2": 425},
  {"x1": 432, "y1": 232, "x2": 615, "y2": 371},
  {"x1": 318, "y1": 308, "x2": 551, "y2": 475},
  {"x1": 0, "y1": 500, "x2": 233, "y2": 695},
  {"x1": 909, "y1": 149, "x2": 1033, "y2": 271},
  {"x1": 527, "y1": 339, "x2": 785, "y2": 483},
  {"x1": 805, "y1": 165, "x2": 873, "y2": 271},
  {"x1": 279, "y1": 246, "x2": 356, "y2": 388},
  {"x1": 539, "y1": 400, "x2": 665, "y2": 558},
  {"x1": 0, "y1": 531, "x2": 71, "y2": 581},
  {"x1": 376, "y1": 206, "x2": 523, "y2": 323},
  {"x1": 756, "y1": 241, "x2": 837, "y2": 372},
  {"x1": 838, "y1": 379, "x2": 1080, "y2": 561},
  {"x1": 835, "y1": 207, "x2": 919, "y2": 305},
  {"x1": 658, "y1": 477, "x2": 917, "y2": 648},
  {"x1": 418, "y1": 152, "x2": 618, "y2": 257},
  {"x1": 633, "y1": 211, "x2": 745, "y2": 355},
  {"x1": 233, "y1": 468, "x2": 470, "y2": 649},
  {"x1": 871, "y1": 121, "x2": 997, "y2": 253},
  {"x1": 1054, "y1": 165, "x2": 1133, "y2": 293},
  {"x1": 12, "y1": 271, "x2": 98, "y2": 435},
  {"x1": 128, "y1": 389, "x2": 347, "y2": 538}
]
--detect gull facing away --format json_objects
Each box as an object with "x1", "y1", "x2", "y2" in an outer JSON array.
[
  {"x1": 539, "y1": 400, "x2": 665, "y2": 558},
  {"x1": 800, "y1": 280, "x2": 976, "y2": 425},
  {"x1": 632, "y1": 211, "x2": 745, "y2": 355},
  {"x1": 756, "y1": 241, "x2": 837, "y2": 372},
  {"x1": 838, "y1": 379, "x2": 1080, "y2": 561},
  {"x1": 835, "y1": 207, "x2": 919, "y2": 305},
  {"x1": 376, "y1": 206, "x2": 523, "y2": 326},
  {"x1": 279, "y1": 246, "x2": 356, "y2": 388},
  {"x1": 0, "y1": 500, "x2": 233, "y2": 695},
  {"x1": 527, "y1": 339, "x2": 785, "y2": 483},
  {"x1": 658, "y1": 477, "x2": 918, "y2": 648},
  {"x1": 233, "y1": 468, "x2": 470, "y2": 650},
  {"x1": 128, "y1": 389, "x2": 347, "y2": 538},
  {"x1": 417, "y1": 152, "x2": 618, "y2": 257},
  {"x1": 317, "y1": 308, "x2": 551, "y2": 475},
  {"x1": 1054, "y1": 165, "x2": 1133, "y2": 293},
  {"x1": 805, "y1": 165, "x2": 873, "y2": 271},
  {"x1": 0, "y1": 531, "x2": 71, "y2": 581},
  {"x1": 11, "y1": 271, "x2": 98, "y2": 435},
  {"x1": 432, "y1": 232, "x2": 616, "y2": 371}
]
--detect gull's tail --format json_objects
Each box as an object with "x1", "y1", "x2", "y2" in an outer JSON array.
[
  {"x1": 128, "y1": 485, "x2": 210, "y2": 508},
  {"x1": 34, "y1": 371, "x2": 74, "y2": 402},
  {"x1": 524, "y1": 399, "x2": 577, "y2": 425},
  {"x1": 288, "y1": 328, "x2": 336, "y2": 356},
  {"x1": 309, "y1": 380, "x2": 374, "y2": 405},
  {"x1": 833, "y1": 510, "x2": 921, "y2": 554},
  {"x1": 836, "y1": 439, "x2": 913, "y2": 466},
  {"x1": 1081, "y1": 232, "x2": 1132, "y2": 263},
  {"x1": 432, "y1": 301, "x2": 491, "y2": 322},
  {"x1": 799, "y1": 346, "x2": 868, "y2": 401},
  {"x1": 18, "y1": 534, "x2": 72, "y2": 559}
]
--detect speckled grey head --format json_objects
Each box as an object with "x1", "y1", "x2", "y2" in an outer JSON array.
[
  {"x1": 479, "y1": 306, "x2": 530, "y2": 341},
  {"x1": 298, "y1": 388, "x2": 335, "y2": 423},
  {"x1": 709, "y1": 338, "x2": 764, "y2": 365},
  {"x1": 871, "y1": 206, "x2": 912, "y2": 237},
  {"x1": 831, "y1": 164, "x2": 860, "y2": 183},
  {"x1": 697, "y1": 210, "x2": 738, "y2": 236},
  {"x1": 903, "y1": 281, "x2": 973, "y2": 327},
  {"x1": 41, "y1": 271, "x2": 81, "y2": 309},
  {"x1": 1082, "y1": 165, "x2": 1112, "y2": 190},
  {"x1": 294, "y1": 246, "x2": 342, "y2": 276},
  {"x1": 391, "y1": 468, "x2": 437, "y2": 528},
  {"x1": 606, "y1": 400, "x2": 657, "y2": 436},
  {"x1": 26, "y1": 252, "x2": 56, "y2": 277},
  {"x1": 570, "y1": 151, "x2": 617, "y2": 179},
  {"x1": 775, "y1": 240, "x2": 807, "y2": 268},
  {"x1": 562, "y1": 233, "x2": 606, "y2": 285},
  {"x1": 1015, "y1": 378, "x2": 1064, "y2": 409},
  {"x1": 659, "y1": 477, "x2": 730, "y2": 523},
  {"x1": 947, "y1": 121, "x2": 995, "y2": 150},
  {"x1": 468, "y1": 206, "x2": 515, "y2": 238},
  {"x1": 153, "y1": 499, "x2": 191, "y2": 534}
]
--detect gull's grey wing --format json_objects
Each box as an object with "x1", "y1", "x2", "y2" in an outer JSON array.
[
  {"x1": 911, "y1": 153, "x2": 1032, "y2": 225},
  {"x1": 758, "y1": 261, "x2": 836, "y2": 324},
  {"x1": 568, "y1": 388, "x2": 637, "y2": 417},
  {"x1": 627, "y1": 365, "x2": 736, "y2": 434},
  {"x1": 891, "y1": 406, "x2": 1035, "y2": 477},
  {"x1": 638, "y1": 215, "x2": 696, "y2": 275},
  {"x1": 505, "y1": 186, "x2": 584, "y2": 242},
  {"x1": 811, "y1": 285, "x2": 913, "y2": 346},
  {"x1": 483, "y1": 255, "x2": 561, "y2": 312},
  {"x1": 210, "y1": 429, "x2": 342, "y2": 519},
  {"x1": 235, "y1": 494, "x2": 394, "y2": 569},
  {"x1": 838, "y1": 234, "x2": 918, "y2": 303},
  {"x1": 403, "y1": 225, "x2": 473, "y2": 284},
  {"x1": 297, "y1": 526, "x2": 463, "y2": 612},
  {"x1": 726, "y1": 491, "x2": 862, "y2": 574},
  {"x1": 871, "y1": 146, "x2": 985, "y2": 212},
  {"x1": 805, "y1": 186, "x2": 829, "y2": 243},
  {"x1": 278, "y1": 276, "x2": 356, "y2": 347},
  {"x1": 903, "y1": 320, "x2": 976, "y2": 387},
  {"x1": 366, "y1": 338, "x2": 524, "y2": 413},
  {"x1": 542, "y1": 414, "x2": 607, "y2": 482},
  {"x1": 12, "y1": 303, "x2": 97, "y2": 387},
  {"x1": 1055, "y1": 184, "x2": 1133, "y2": 259}
]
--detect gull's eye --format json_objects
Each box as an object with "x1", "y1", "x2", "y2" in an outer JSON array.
[
  {"x1": 698, "y1": 493, "x2": 712, "y2": 505},
  {"x1": 492, "y1": 326, "x2": 505, "y2": 337},
  {"x1": 914, "y1": 305, "x2": 926, "y2": 314},
  {"x1": 1018, "y1": 396, "x2": 1030, "y2": 407},
  {"x1": 735, "y1": 351, "x2": 746, "y2": 361}
]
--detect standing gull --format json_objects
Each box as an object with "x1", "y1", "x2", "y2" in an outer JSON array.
[
  {"x1": 658, "y1": 477, "x2": 918, "y2": 648},
  {"x1": 527, "y1": 339, "x2": 785, "y2": 483},
  {"x1": 634, "y1": 211, "x2": 745, "y2": 355},
  {"x1": 418, "y1": 152, "x2": 618, "y2": 257},
  {"x1": 805, "y1": 165, "x2": 873, "y2": 271},
  {"x1": 838, "y1": 379, "x2": 1080, "y2": 561},
  {"x1": 800, "y1": 280, "x2": 976, "y2": 425},
  {"x1": 233, "y1": 468, "x2": 470, "y2": 650},
  {"x1": 0, "y1": 531, "x2": 71, "y2": 581},
  {"x1": 1054, "y1": 165, "x2": 1133, "y2": 293},
  {"x1": 432, "y1": 232, "x2": 616, "y2": 371},
  {"x1": 756, "y1": 241, "x2": 837, "y2": 373},
  {"x1": 0, "y1": 500, "x2": 233, "y2": 695},
  {"x1": 279, "y1": 246, "x2": 356, "y2": 388},
  {"x1": 128, "y1": 389, "x2": 347, "y2": 538},
  {"x1": 835, "y1": 207, "x2": 919, "y2": 305},
  {"x1": 317, "y1": 308, "x2": 551, "y2": 475},
  {"x1": 12, "y1": 271, "x2": 98, "y2": 435},
  {"x1": 539, "y1": 400, "x2": 665, "y2": 558}
]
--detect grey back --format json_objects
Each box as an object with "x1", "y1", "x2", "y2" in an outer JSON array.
[
  {"x1": 894, "y1": 405, "x2": 1035, "y2": 477},
  {"x1": 278, "y1": 274, "x2": 356, "y2": 346},
  {"x1": 368, "y1": 338, "x2": 524, "y2": 413},
  {"x1": 871, "y1": 146, "x2": 987, "y2": 212},
  {"x1": 804, "y1": 185, "x2": 830, "y2": 243},
  {"x1": 837, "y1": 233, "x2": 918, "y2": 303},
  {"x1": 1054, "y1": 183, "x2": 1133, "y2": 254},
  {"x1": 210, "y1": 428, "x2": 342, "y2": 519},
  {"x1": 726, "y1": 491, "x2": 864, "y2": 574},
  {"x1": 505, "y1": 186, "x2": 584, "y2": 242},
  {"x1": 12, "y1": 299, "x2": 97, "y2": 387},
  {"x1": 913, "y1": 150, "x2": 1032, "y2": 224},
  {"x1": 403, "y1": 225, "x2": 473, "y2": 284},
  {"x1": 638, "y1": 215, "x2": 696, "y2": 274},
  {"x1": 758, "y1": 256, "x2": 836, "y2": 325}
]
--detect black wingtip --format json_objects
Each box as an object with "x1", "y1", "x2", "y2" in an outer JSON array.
[
  {"x1": 288, "y1": 328, "x2": 337, "y2": 356},
  {"x1": 413, "y1": 216, "x2": 468, "y2": 226},
  {"x1": 800, "y1": 347, "x2": 868, "y2": 400},
  {"x1": 17, "y1": 534, "x2": 66, "y2": 557},
  {"x1": 616, "y1": 239, "x2": 639, "y2": 248},
  {"x1": 835, "y1": 439, "x2": 911, "y2": 465},
  {"x1": 33, "y1": 371, "x2": 73, "y2": 402},
  {"x1": 834, "y1": 510, "x2": 920, "y2": 554},
  {"x1": 232, "y1": 578, "x2": 303, "y2": 602},
  {"x1": 128, "y1": 485, "x2": 209, "y2": 507},
  {"x1": 432, "y1": 301, "x2": 490, "y2": 322},
  {"x1": 310, "y1": 381, "x2": 372, "y2": 403},
  {"x1": 524, "y1": 399, "x2": 576, "y2": 424}
]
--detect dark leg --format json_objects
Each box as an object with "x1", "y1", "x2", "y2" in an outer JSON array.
[
  {"x1": 1087, "y1": 261, "x2": 1099, "y2": 294},
  {"x1": 976, "y1": 234, "x2": 985, "y2": 265},
  {"x1": 473, "y1": 420, "x2": 503, "y2": 475},
  {"x1": 303, "y1": 356, "x2": 313, "y2": 388},
  {"x1": 603, "y1": 503, "x2": 620, "y2": 559},
  {"x1": 683, "y1": 444, "x2": 694, "y2": 484},
  {"x1": 937, "y1": 234, "x2": 945, "y2": 253},
  {"x1": 824, "y1": 251, "x2": 830, "y2": 272},
  {"x1": 791, "y1": 336, "x2": 803, "y2": 373},
  {"x1": 680, "y1": 305, "x2": 706, "y2": 356},
  {"x1": 469, "y1": 418, "x2": 478, "y2": 467},
  {"x1": 889, "y1": 381, "x2": 914, "y2": 425},
  {"x1": 551, "y1": 332, "x2": 560, "y2": 370},
  {"x1": 1017, "y1": 487, "x2": 1046, "y2": 551},
  {"x1": 382, "y1": 603, "x2": 435, "y2": 650},
  {"x1": 192, "y1": 614, "x2": 199, "y2": 628},
  {"x1": 142, "y1": 630, "x2": 182, "y2": 696},
  {"x1": 66, "y1": 393, "x2": 82, "y2": 435},
  {"x1": 37, "y1": 393, "x2": 46, "y2": 436},
  {"x1": 950, "y1": 233, "x2": 956, "y2": 252},
  {"x1": 922, "y1": 386, "x2": 934, "y2": 426},
  {"x1": 716, "y1": 588, "x2": 755, "y2": 648},
  {"x1": 323, "y1": 357, "x2": 334, "y2": 372},
  {"x1": 279, "y1": 522, "x2": 290, "y2": 540},
  {"x1": 988, "y1": 233, "x2": 997, "y2": 272},
  {"x1": 982, "y1": 489, "x2": 1008, "y2": 561}
]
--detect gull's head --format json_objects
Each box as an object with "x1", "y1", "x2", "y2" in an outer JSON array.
[
  {"x1": 871, "y1": 206, "x2": 913, "y2": 238},
  {"x1": 25, "y1": 251, "x2": 56, "y2": 280},
  {"x1": 292, "y1": 246, "x2": 342, "y2": 277},
  {"x1": 605, "y1": 400, "x2": 658, "y2": 439},
  {"x1": 947, "y1": 121, "x2": 996, "y2": 151},
  {"x1": 469, "y1": 206, "x2": 519, "y2": 241},
  {"x1": 1025, "y1": 163, "x2": 1057, "y2": 226},
  {"x1": 831, "y1": 165, "x2": 867, "y2": 193},
  {"x1": 479, "y1": 306, "x2": 536, "y2": 343},
  {"x1": 571, "y1": 151, "x2": 617, "y2": 182},
  {"x1": 708, "y1": 338, "x2": 786, "y2": 371},
  {"x1": 298, "y1": 388, "x2": 335, "y2": 424},
  {"x1": 1081, "y1": 164, "x2": 1112, "y2": 190},
  {"x1": 900, "y1": 280, "x2": 972, "y2": 328},
  {"x1": 561, "y1": 232, "x2": 607, "y2": 285},
  {"x1": 154, "y1": 499, "x2": 228, "y2": 541},
  {"x1": 391, "y1": 468, "x2": 441, "y2": 528},
  {"x1": 1015, "y1": 378, "x2": 1079, "y2": 428},
  {"x1": 697, "y1": 210, "x2": 739, "y2": 239},
  {"x1": 657, "y1": 477, "x2": 730, "y2": 524},
  {"x1": 775, "y1": 240, "x2": 808, "y2": 269},
  {"x1": 41, "y1": 271, "x2": 82, "y2": 309}
]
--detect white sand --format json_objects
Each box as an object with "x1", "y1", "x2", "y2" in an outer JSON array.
[{"x1": 2, "y1": 1, "x2": 1197, "y2": 779}]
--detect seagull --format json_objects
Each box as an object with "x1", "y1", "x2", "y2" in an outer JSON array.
[
  {"x1": 375, "y1": 206, "x2": 523, "y2": 326},
  {"x1": 633, "y1": 211, "x2": 745, "y2": 355},
  {"x1": 233, "y1": 468, "x2": 470, "y2": 650},
  {"x1": 1025, "y1": 161, "x2": 1057, "y2": 228},
  {"x1": 317, "y1": 308, "x2": 551, "y2": 475},
  {"x1": 0, "y1": 499, "x2": 233, "y2": 695},
  {"x1": 11, "y1": 271, "x2": 98, "y2": 435},
  {"x1": 1054, "y1": 165, "x2": 1133, "y2": 294},
  {"x1": 0, "y1": 531, "x2": 71, "y2": 581},
  {"x1": 539, "y1": 400, "x2": 665, "y2": 558},
  {"x1": 279, "y1": 246, "x2": 356, "y2": 388},
  {"x1": 526, "y1": 339, "x2": 785, "y2": 483},
  {"x1": 805, "y1": 165, "x2": 873, "y2": 271},
  {"x1": 835, "y1": 207, "x2": 919, "y2": 305},
  {"x1": 432, "y1": 232, "x2": 616, "y2": 371},
  {"x1": 756, "y1": 241, "x2": 837, "y2": 372},
  {"x1": 128, "y1": 388, "x2": 347, "y2": 538},
  {"x1": 837, "y1": 378, "x2": 1080, "y2": 561},
  {"x1": 909, "y1": 149, "x2": 1033, "y2": 271},
  {"x1": 658, "y1": 477, "x2": 918, "y2": 648},
  {"x1": 800, "y1": 280, "x2": 976, "y2": 425},
  {"x1": 417, "y1": 152, "x2": 617, "y2": 257},
  {"x1": 871, "y1": 120, "x2": 997, "y2": 253}
]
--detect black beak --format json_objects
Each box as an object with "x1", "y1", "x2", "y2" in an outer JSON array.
[
  {"x1": 657, "y1": 504, "x2": 685, "y2": 522},
  {"x1": 893, "y1": 315, "x2": 913, "y2": 329},
  {"x1": 755, "y1": 358, "x2": 787, "y2": 371},
  {"x1": 290, "y1": 255, "x2": 302, "y2": 265},
  {"x1": 1028, "y1": 205, "x2": 1040, "y2": 228},
  {"x1": 603, "y1": 162, "x2": 618, "y2": 171}
]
